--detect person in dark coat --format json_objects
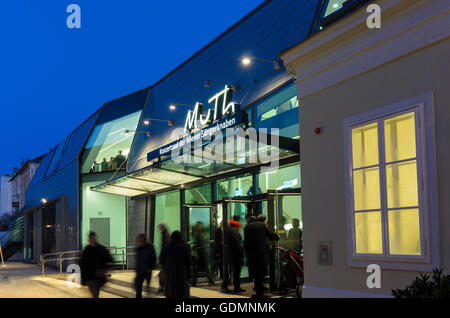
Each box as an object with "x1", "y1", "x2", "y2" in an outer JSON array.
[
  {"x1": 159, "y1": 231, "x2": 192, "y2": 298},
  {"x1": 222, "y1": 218, "x2": 245, "y2": 293},
  {"x1": 214, "y1": 222, "x2": 224, "y2": 279},
  {"x1": 134, "y1": 233, "x2": 156, "y2": 299},
  {"x1": 157, "y1": 222, "x2": 171, "y2": 293},
  {"x1": 244, "y1": 216, "x2": 279, "y2": 298},
  {"x1": 192, "y1": 222, "x2": 215, "y2": 286},
  {"x1": 288, "y1": 218, "x2": 303, "y2": 253},
  {"x1": 79, "y1": 231, "x2": 113, "y2": 298},
  {"x1": 115, "y1": 150, "x2": 126, "y2": 169}
]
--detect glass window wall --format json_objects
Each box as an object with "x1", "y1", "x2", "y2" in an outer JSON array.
[
  {"x1": 254, "y1": 83, "x2": 299, "y2": 139},
  {"x1": 81, "y1": 110, "x2": 142, "y2": 174},
  {"x1": 154, "y1": 191, "x2": 181, "y2": 257}
]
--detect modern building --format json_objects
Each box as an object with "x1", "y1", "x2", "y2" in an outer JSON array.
[
  {"x1": 24, "y1": 89, "x2": 149, "y2": 262},
  {"x1": 281, "y1": 0, "x2": 450, "y2": 297},
  {"x1": 24, "y1": 0, "x2": 336, "y2": 286},
  {"x1": 22, "y1": 0, "x2": 447, "y2": 298}
]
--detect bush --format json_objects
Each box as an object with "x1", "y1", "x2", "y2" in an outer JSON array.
[{"x1": 392, "y1": 268, "x2": 450, "y2": 298}]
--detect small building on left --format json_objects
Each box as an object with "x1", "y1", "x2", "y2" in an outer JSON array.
[{"x1": 0, "y1": 156, "x2": 44, "y2": 259}]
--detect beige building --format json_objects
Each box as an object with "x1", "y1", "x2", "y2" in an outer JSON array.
[
  {"x1": 282, "y1": 0, "x2": 450, "y2": 297},
  {"x1": 9, "y1": 157, "x2": 42, "y2": 214}
]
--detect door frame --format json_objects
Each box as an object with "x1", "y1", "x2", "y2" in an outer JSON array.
[
  {"x1": 214, "y1": 188, "x2": 302, "y2": 291},
  {"x1": 183, "y1": 204, "x2": 216, "y2": 279}
]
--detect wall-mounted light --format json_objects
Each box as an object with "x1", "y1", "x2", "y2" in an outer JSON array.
[
  {"x1": 242, "y1": 57, "x2": 251, "y2": 66},
  {"x1": 240, "y1": 56, "x2": 284, "y2": 70},
  {"x1": 41, "y1": 198, "x2": 47, "y2": 205},
  {"x1": 142, "y1": 118, "x2": 175, "y2": 126},
  {"x1": 204, "y1": 81, "x2": 239, "y2": 92},
  {"x1": 169, "y1": 103, "x2": 193, "y2": 111}
]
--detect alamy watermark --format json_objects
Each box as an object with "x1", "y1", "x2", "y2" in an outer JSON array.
[
  {"x1": 66, "y1": 4, "x2": 81, "y2": 29},
  {"x1": 366, "y1": 4, "x2": 381, "y2": 29},
  {"x1": 162, "y1": 125, "x2": 281, "y2": 174},
  {"x1": 366, "y1": 264, "x2": 381, "y2": 289}
]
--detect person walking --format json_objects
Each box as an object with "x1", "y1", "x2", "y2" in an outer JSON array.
[
  {"x1": 134, "y1": 233, "x2": 156, "y2": 299},
  {"x1": 288, "y1": 218, "x2": 303, "y2": 253},
  {"x1": 244, "y1": 215, "x2": 279, "y2": 298},
  {"x1": 222, "y1": 217, "x2": 245, "y2": 294},
  {"x1": 214, "y1": 221, "x2": 224, "y2": 279},
  {"x1": 157, "y1": 222, "x2": 171, "y2": 293},
  {"x1": 79, "y1": 231, "x2": 113, "y2": 298},
  {"x1": 192, "y1": 222, "x2": 215, "y2": 286},
  {"x1": 159, "y1": 231, "x2": 192, "y2": 298}
]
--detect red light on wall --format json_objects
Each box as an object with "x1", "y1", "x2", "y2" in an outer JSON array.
[{"x1": 315, "y1": 127, "x2": 322, "y2": 135}]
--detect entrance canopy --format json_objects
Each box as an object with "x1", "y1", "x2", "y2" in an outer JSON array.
[{"x1": 90, "y1": 130, "x2": 299, "y2": 197}]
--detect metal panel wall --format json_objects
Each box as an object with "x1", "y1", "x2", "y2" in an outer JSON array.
[{"x1": 128, "y1": 0, "x2": 318, "y2": 171}]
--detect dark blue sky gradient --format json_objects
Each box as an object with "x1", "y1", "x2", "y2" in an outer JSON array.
[{"x1": 0, "y1": 0, "x2": 263, "y2": 174}]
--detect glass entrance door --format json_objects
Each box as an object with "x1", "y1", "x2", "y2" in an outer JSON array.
[
  {"x1": 225, "y1": 199, "x2": 252, "y2": 279},
  {"x1": 268, "y1": 190, "x2": 302, "y2": 292},
  {"x1": 185, "y1": 205, "x2": 215, "y2": 285},
  {"x1": 213, "y1": 191, "x2": 301, "y2": 292}
]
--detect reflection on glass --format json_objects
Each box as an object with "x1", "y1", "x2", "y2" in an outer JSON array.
[
  {"x1": 254, "y1": 83, "x2": 299, "y2": 138},
  {"x1": 352, "y1": 122, "x2": 378, "y2": 169},
  {"x1": 229, "y1": 202, "x2": 249, "y2": 278},
  {"x1": 82, "y1": 110, "x2": 142, "y2": 174},
  {"x1": 189, "y1": 207, "x2": 213, "y2": 281},
  {"x1": 353, "y1": 167, "x2": 380, "y2": 211},
  {"x1": 354, "y1": 211, "x2": 383, "y2": 254},
  {"x1": 388, "y1": 209, "x2": 421, "y2": 255},
  {"x1": 384, "y1": 112, "x2": 416, "y2": 163},
  {"x1": 386, "y1": 160, "x2": 418, "y2": 208},
  {"x1": 217, "y1": 175, "x2": 253, "y2": 200},
  {"x1": 278, "y1": 196, "x2": 303, "y2": 253},
  {"x1": 257, "y1": 164, "x2": 301, "y2": 193},
  {"x1": 185, "y1": 184, "x2": 212, "y2": 204},
  {"x1": 46, "y1": 138, "x2": 68, "y2": 177},
  {"x1": 154, "y1": 191, "x2": 180, "y2": 257}
]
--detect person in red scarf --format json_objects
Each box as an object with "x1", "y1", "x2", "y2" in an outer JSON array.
[{"x1": 221, "y1": 216, "x2": 245, "y2": 294}]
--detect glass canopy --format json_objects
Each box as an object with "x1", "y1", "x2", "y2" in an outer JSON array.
[{"x1": 90, "y1": 130, "x2": 299, "y2": 197}]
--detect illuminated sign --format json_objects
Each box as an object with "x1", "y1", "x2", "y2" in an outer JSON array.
[
  {"x1": 147, "y1": 111, "x2": 245, "y2": 162},
  {"x1": 184, "y1": 85, "x2": 240, "y2": 133}
]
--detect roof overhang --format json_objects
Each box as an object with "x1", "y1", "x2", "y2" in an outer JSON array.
[{"x1": 90, "y1": 130, "x2": 299, "y2": 197}]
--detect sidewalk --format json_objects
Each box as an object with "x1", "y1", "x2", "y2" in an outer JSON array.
[
  {"x1": 0, "y1": 262, "x2": 292, "y2": 298},
  {"x1": 0, "y1": 261, "x2": 119, "y2": 298},
  {"x1": 109, "y1": 270, "x2": 248, "y2": 298}
]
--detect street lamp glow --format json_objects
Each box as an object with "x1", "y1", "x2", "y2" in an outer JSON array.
[
  {"x1": 41, "y1": 198, "x2": 47, "y2": 204},
  {"x1": 143, "y1": 119, "x2": 150, "y2": 125},
  {"x1": 242, "y1": 57, "x2": 251, "y2": 66},
  {"x1": 169, "y1": 104, "x2": 176, "y2": 111}
]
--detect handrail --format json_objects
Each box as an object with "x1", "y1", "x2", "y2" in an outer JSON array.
[{"x1": 40, "y1": 245, "x2": 137, "y2": 276}]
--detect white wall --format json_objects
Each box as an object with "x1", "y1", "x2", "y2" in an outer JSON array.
[{"x1": 0, "y1": 175, "x2": 13, "y2": 216}]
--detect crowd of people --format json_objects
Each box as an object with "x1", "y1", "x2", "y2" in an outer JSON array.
[
  {"x1": 79, "y1": 214, "x2": 302, "y2": 299},
  {"x1": 89, "y1": 150, "x2": 127, "y2": 173}
]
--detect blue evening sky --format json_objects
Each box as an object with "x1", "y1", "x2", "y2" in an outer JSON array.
[{"x1": 0, "y1": 0, "x2": 263, "y2": 174}]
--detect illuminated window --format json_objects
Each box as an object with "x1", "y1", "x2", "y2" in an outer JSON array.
[
  {"x1": 81, "y1": 110, "x2": 142, "y2": 174},
  {"x1": 349, "y1": 110, "x2": 422, "y2": 257},
  {"x1": 324, "y1": 0, "x2": 347, "y2": 18},
  {"x1": 254, "y1": 83, "x2": 299, "y2": 139}
]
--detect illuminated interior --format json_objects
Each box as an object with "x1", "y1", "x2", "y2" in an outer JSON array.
[
  {"x1": 324, "y1": 0, "x2": 347, "y2": 18},
  {"x1": 351, "y1": 111, "x2": 421, "y2": 256},
  {"x1": 81, "y1": 110, "x2": 142, "y2": 174}
]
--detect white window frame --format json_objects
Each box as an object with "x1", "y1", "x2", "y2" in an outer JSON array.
[{"x1": 344, "y1": 92, "x2": 439, "y2": 271}]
